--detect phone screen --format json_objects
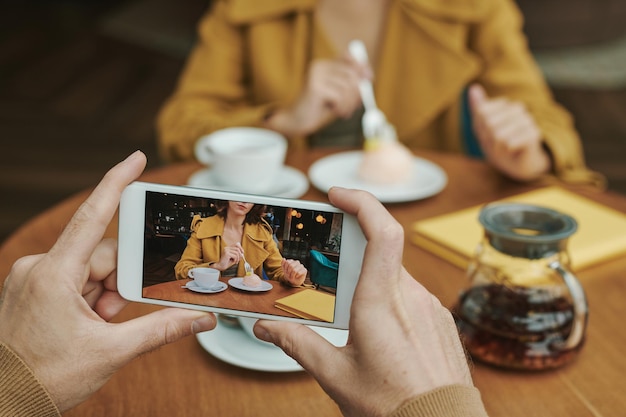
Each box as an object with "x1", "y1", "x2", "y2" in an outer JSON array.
[{"x1": 141, "y1": 190, "x2": 345, "y2": 323}]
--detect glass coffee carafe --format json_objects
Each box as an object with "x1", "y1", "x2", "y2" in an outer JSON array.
[{"x1": 453, "y1": 203, "x2": 588, "y2": 370}]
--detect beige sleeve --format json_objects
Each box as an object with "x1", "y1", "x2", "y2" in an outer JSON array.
[
  {"x1": 0, "y1": 343, "x2": 60, "y2": 417},
  {"x1": 389, "y1": 384, "x2": 489, "y2": 417}
]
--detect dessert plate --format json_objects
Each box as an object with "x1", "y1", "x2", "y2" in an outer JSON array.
[
  {"x1": 188, "y1": 166, "x2": 309, "y2": 198},
  {"x1": 182, "y1": 281, "x2": 228, "y2": 294},
  {"x1": 196, "y1": 320, "x2": 348, "y2": 372},
  {"x1": 308, "y1": 151, "x2": 447, "y2": 203},
  {"x1": 228, "y1": 277, "x2": 273, "y2": 292}
]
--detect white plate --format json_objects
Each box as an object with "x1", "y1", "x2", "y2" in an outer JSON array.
[
  {"x1": 188, "y1": 166, "x2": 309, "y2": 198},
  {"x1": 228, "y1": 277, "x2": 273, "y2": 292},
  {"x1": 196, "y1": 320, "x2": 348, "y2": 372},
  {"x1": 308, "y1": 151, "x2": 447, "y2": 203},
  {"x1": 182, "y1": 281, "x2": 228, "y2": 294}
]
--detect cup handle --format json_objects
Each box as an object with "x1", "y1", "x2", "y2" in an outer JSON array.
[
  {"x1": 549, "y1": 260, "x2": 588, "y2": 351},
  {"x1": 188, "y1": 269, "x2": 194, "y2": 279},
  {"x1": 194, "y1": 140, "x2": 216, "y2": 165}
]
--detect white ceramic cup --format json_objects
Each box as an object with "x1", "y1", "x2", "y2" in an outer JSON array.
[
  {"x1": 194, "y1": 127, "x2": 288, "y2": 194},
  {"x1": 188, "y1": 267, "x2": 220, "y2": 289}
]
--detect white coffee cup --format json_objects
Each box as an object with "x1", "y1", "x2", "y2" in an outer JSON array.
[
  {"x1": 188, "y1": 267, "x2": 220, "y2": 289},
  {"x1": 194, "y1": 127, "x2": 288, "y2": 194}
]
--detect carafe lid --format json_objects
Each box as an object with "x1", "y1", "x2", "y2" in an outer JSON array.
[{"x1": 479, "y1": 203, "x2": 578, "y2": 259}]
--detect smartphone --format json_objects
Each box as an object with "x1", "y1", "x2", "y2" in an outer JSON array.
[{"x1": 117, "y1": 181, "x2": 366, "y2": 329}]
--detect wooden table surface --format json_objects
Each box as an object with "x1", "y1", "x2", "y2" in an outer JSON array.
[
  {"x1": 1, "y1": 148, "x2": 626, "y2": 417},
  {"x1": 143, "y1": 278, "x2": 313, "y2": 319}
]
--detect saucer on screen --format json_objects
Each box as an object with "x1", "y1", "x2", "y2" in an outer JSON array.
[
  {"x1": 196, "y1": 320, "x2": 348, "y2": 372},
  {"x1": 308, "y1": 150, "x2": 447, "y2": 203},
  {"x1": 183, "y1": 281, "x2": 228, "y2": 294},
  {"x1": 228, "y1": 277, "x2": 273, "y2": 292},
  {"x1": 188, "y1": 166, "x2": 309, "y2": 198}
]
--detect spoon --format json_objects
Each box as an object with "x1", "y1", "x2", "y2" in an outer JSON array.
[
  {"x1": 242, "y1": 253, "x2": 253, "y2": 276},
  {"x1": 237, "y1": 243, "x2": 253, "y2": 276},
  {"x1": 348, "y1": 39, "x2": 388, "y2": 141}
]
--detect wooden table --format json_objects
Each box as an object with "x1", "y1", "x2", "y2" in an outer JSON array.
[
  {"x1": 1, "y1": 148, "x2": 626, "y2": 417},
  {"x1": 143, "y1": 279, "x2": 318, "y2": 319}
]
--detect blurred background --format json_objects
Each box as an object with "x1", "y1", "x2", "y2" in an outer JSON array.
[{"x1": 1, "y1": 0, "x2": 625, "y2": 243}]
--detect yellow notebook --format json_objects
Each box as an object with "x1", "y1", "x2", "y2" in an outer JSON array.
[
  {"x1": 410, "y1": 186, "x2": 626, "y2": 272},
  {"x1": 275, "y1": 289, "x2": 336, "y2": 323}
]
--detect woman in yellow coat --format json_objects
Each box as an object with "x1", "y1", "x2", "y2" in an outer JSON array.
[
  {"x1": 157, "y1": 0, "x2": 603, "y2": 185},
  {"x1": 174, "y1": 200, "x2": 307, "y2": 286}
]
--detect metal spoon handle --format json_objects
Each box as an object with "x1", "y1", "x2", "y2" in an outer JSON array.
[{"x1": 349, "y1": 40, "x2": 378, "y2": 110}]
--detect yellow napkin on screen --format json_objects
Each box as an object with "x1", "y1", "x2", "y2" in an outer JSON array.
[{"x1": 275, "y1": 289, "x2": 335, "y2": 323}]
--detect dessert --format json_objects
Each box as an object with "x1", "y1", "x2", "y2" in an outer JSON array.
[
  {"x1": 358, "y1": 124, "x2": 413, "y2": 184},
  {"x1": 242, "y1": 273, "x2": 262, "y2": 287}
]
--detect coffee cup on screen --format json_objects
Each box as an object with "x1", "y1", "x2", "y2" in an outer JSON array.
[
  {"x1": 194, "y1": 127, "x2": 288, "y2": 194},
  {"x1": 188, "y1": 267, "x2": 220, "y2": 289}
]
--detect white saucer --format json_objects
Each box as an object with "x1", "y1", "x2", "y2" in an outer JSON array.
[
  {"x1": 187, "y1": 166, "x2": 309, "y2": 198},
  {"x1": 308, "y1": 151, "x2": 448, "y2": 203},
  {"x1": 196, "y1": 321, "x2": 348, "y2": 372},
  {"x1": 183, "y1": 281, "x2": 228, "y2": 294},
  {"x1": 228, "y1": 277, "x2": 273, "y2": 292}
]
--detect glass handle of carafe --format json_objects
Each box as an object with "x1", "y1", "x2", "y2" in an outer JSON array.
[{"x1": 549, "y1": 261, "x2": 588, "y2": 351}]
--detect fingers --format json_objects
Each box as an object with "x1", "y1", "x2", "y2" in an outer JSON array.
[
  {"x1": 468, "y1": 83, "x2": 487, "y2": 111},
  {"x1": 308, "y1": 60, "x2": 363, "y2": 118},
  {"x1": 469, "y1": 84, "x2": 542, "y2": 153},
  {"x1": 327, "y1": 188, "x2": 404, "y2": 302},
  {"x1": 269, "y1": 57, "x2": 364, "y2": 136},
  {"x1": 3, "y1": 253, "x2": 43, "y2": 283},
  {"x1": 92, "y1": 290, "x2": 129, "y2": 322},
  {"x1": 87, "y1": 238, "x2": 118, "y2": 286},
  {"x1": 328, "y1": 188, "x2": 398, "y2": 243},
  {"x1": 83, "y1": 239, "x2": 127, "y2": 320},
  {"x1": 282, "y1": 259, "x2": 307, "y2": 286},
  {"x1": 112, "y1": 308, "x2": 216, "y2": 361},
  {"x1": 254, "y1": 320, "x2": 339, "y2": 379},
  {"x1": 222, "y1": 246, "x2": 241, "y2": 266},
  {"x1": 340, "y1": 51, "x2": 373, "y2": 80},
  {"x1": 49, "y1": 151, "x2": 147, "y2": 276}
]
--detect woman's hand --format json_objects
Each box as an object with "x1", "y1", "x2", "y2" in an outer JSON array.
[
  {"x1": 254, "y1": 188, "x2": 475, "y2": 417},
  {"x1": 213, "y1": 244, "x2": 243, "y2": 271},
  {"x1": 281, "y1": 259, "x2": 307, "y2": 287},
  {"x1": 469, "y1": 83, "x2": 551, "y2": 181},
  {"x1": 265, "y1": 53, "x2": 370, "y2": 138},
  {"x1": 0, "y1": 152, "x2": 216, "y2": 412}
]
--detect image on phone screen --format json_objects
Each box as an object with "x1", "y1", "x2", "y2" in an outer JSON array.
[{"x1": 141, "y1": 191, "x2": 344, "y2": 323}]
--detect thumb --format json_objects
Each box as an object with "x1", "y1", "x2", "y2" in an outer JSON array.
[
  {"x1": 468, "y1": 83, "x2": 487, "y2": 111},
  {"x1": 112, "y1": 308, "x2": 216, "y2": 360},
  {"x1": 255, "y1": 320, "x2": 339, "y2": 376}
]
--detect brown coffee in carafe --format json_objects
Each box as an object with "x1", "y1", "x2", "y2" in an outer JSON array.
[
  {"x1": 454, "y1": 283, "x2": 582, "y2": 370},
  {"x1": 454, "y1": 203, "x2": 588, "y2": 370}
]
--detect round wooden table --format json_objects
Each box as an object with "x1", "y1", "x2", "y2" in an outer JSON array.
[{"x1": 1, "y1": 148, "x2": 625, "y2": 417}]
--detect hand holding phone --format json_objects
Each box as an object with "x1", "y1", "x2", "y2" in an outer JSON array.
[{"x1": 254, "y1": 187, "x2": 479, "y2": 417}]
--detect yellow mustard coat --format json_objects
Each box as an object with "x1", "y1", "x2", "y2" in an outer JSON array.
[
  {"x1": 157, "y1": 0, "x2": 602, "y2": 186},
  {"x1": 174, "y1": 214, "x2": 288, "y2": 283}
]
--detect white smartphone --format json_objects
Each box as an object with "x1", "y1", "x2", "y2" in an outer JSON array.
[{"x1": 117, "y1": 181, "x2": 366, "y2": 329}]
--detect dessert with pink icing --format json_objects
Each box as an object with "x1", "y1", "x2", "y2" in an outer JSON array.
[
  {"x1": 242, "y1": 273, "x2": 262, "y2": 287},
  {"x1": 358, "y1": 124, "x2": 413, "y2": 184}
]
